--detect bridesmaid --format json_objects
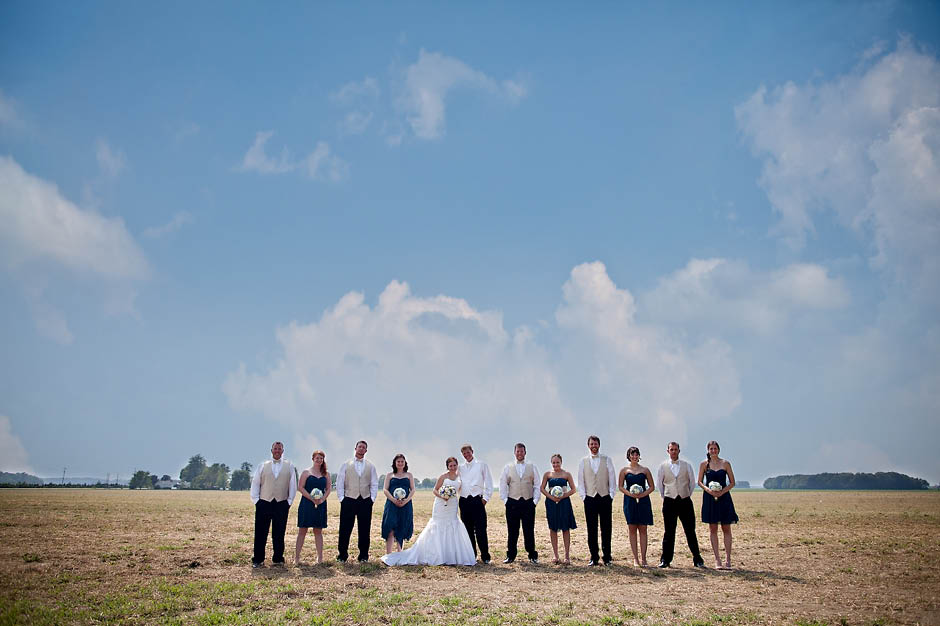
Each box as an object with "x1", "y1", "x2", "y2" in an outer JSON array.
[
  {"x1": 295, "y1": 450, "x2": 330, "y2": 564},
  {"x1": 381, "y1": 454, "x2": 415, "y2": 554},
  {"x1": 538, "y1": 454, "x2": 577, "y2": 564},
  {"x1": 617, "y1": 446, "x2": 655, "y2": 567},
  {"x1": 697, "y1": 440, "x2": 738, "y2": 569}
]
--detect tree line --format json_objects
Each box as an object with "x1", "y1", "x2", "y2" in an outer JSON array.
[{"x1": 763, "y1": 472, "x2": 929, "y2": 490}]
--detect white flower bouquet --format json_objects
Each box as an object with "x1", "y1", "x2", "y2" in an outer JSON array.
[
  {"x1": 629, "y1": 484, "x2": 644, "y2": 496},
  {"x1": 311, "y1": 487, "x2": 323, "y2": 506},
  {"x1": 707, "y1": 481, "x2": 722, "y2": 500},
  {"x1": 549, "y1": 485, "x2": 564, "y2": 498},
  {"x1": 392, "y1": 487, "x2": 407, "y2": 500},
  {"x1": 439, "y1": 484, "x2": 458, "y2": 500}
]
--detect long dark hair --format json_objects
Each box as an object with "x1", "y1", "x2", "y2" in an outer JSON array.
[
  {"x1": 391, "y1": 454, "x2": 408, "y2": 473},
  {"x1": 706, "y1": 440, "x2": 720, "y2": 464}
]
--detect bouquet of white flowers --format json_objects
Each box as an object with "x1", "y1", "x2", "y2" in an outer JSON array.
[
  {"x1": 629, "y1": 484, "x2": 643, "y2": 496},
  {"x1": 707, "y1": 481, "x2": 722, "y2": 500},
  {"x1": 392, "y1": 487, "x2": 407, "y2": 500},
  {"x1": 549, "y1": 485, "x2": 564, "y2": 498},
  {"x1": 439, "y1": 484, "x2": 458, "y2": 500},
  {"x1": 311, "y1": 488, "x2": 323, "y2": 507}
]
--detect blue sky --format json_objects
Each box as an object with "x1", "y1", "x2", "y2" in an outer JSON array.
[{"x1": 2, "y1": 2, "x2": 938, "y2": 484}]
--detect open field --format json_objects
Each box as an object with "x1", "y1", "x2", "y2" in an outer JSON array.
[{"x1": 1, "y1": 489, "x2": 938, "y2": 625}]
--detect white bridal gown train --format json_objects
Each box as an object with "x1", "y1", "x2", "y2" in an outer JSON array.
[{"x1": 381, "y1": 477, "x2": 476, "y2": 566}]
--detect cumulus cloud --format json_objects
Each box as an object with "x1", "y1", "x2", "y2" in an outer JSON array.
[
  {"x1": 0, "y1": 156, "x2": 149, "y2": 278},
  {"x1": 0, "y1": 416, "x2": 32, "y2": 473},
  {"x1": 237, "y1": 132, "x2": 348, "y2": 181},
  {"x1": 643, "y1": 258, "x2": 849, "y2": 334},
  {"x1": 224, "y1": 262, "x2": 739, "y2": 477},
  {"x1": 143, "y1": 211, "x2": 194, "y2": 239},
  {"x1": 95, "y1": 139, "x2": 126, "y2": 178},
  {"x1": 398, "y1": 49, "x2": 527, "y2": 140},
  {"x1": 735, "y1": 39, "x2": 940, "y2": 297}
]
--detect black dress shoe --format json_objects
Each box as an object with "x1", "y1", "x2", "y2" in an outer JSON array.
[
  {"x1": 502, "y1": 557, "x2": 514, "y2": 564},
  {"x1": 588, "y1": 560, "x2": 598, "y2": 566},
  {"x1": 335, "y1": 557, "x2": 347, "y2": 563},
  {"x1": 251, "y1": 562, "x2": 262, "y2": 569},
  {"x1": 482, "y1": 559, "x2": 491, "y2": 565},
  {"x1": 693, "y1": 561, "x2": 706, "y2": 569},
  {"x1": 658, "y1": 561, "x2": 670, "y2": 568},
  {"x1": 528, "y1": 557, "x2": 538, "y2": 564}
]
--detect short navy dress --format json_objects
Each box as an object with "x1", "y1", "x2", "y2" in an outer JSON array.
[
  {"x1": 701, "y1": 468, "x2": 738, "y2": 524},
  {"x1": 544, "y1": 477, "x2": 577, "y2": 531},
  {"x1": 297, "y1": 474, "x2": 328, "y2": 528},
  {"x1": 622, "y1": 472, "x2": 654, "y2": 526},
  {"x1": 381, "y1": 477, "x2": 414, "y2": 545}
]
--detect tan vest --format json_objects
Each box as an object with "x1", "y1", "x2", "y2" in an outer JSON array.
[
  {"x1": 583, "y1": 455, "x2": 610, "y2": 497},
  {"x1": 259, "y1": 460, "x2": 293, "y2": 502},
  {"x1": 506, "y1": 463, "x2": 536, "y2": 500},
  {"x1": 661, "y1": 460, "x2": 692, "y2": 499},
  {"x1": 344, "y1": 459, "x2": 374, "y2": 499}
]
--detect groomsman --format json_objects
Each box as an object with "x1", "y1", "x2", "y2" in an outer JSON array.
[
  {"x1": 458, "y1": 444, "x2": 493, "y2": 564},
  {"x1": 577, "y1": 435, "x2": 617, "y2": 566},
  {"x1": 656, "y1": 441, "x2": 705, "y2": 568},
  {"x1": 335, "y1": 440, "x2": 378, "y2": 562},
  {"x1": 499, "y1": 442, "x2": 540, "y2": 563},
  {"x1": 250, "y1": 441, "x2": 297, "y2": 568}
]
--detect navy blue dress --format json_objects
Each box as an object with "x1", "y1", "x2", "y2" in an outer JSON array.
[
  {"x1": 622, "y1": 472, "x2": 654, "y2": 526},
  {"x1": 381, "y1": 477, "x2": 414, "y2": 545},
  {"x1": 544, "y1": 477, "x2": 577, "y2": 531},
  {"x1": 297, "y1": 474, "x2": 328, "y2": 528},
  {"x1": 701, "y1": 468, "x2": 738, "y2": 524}
]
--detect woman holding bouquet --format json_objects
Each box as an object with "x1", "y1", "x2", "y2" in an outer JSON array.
[
  {"x1": 697, "y1": 440, "x2": 738, "y2": 569},
  {"x1": 295, "y1": 450, "x2": 330, "y2": 564},
  {"x1": 381, "y1": 457, "x2": 476, "y2": 566},
  {"x1": 618, "y1": 446, "x2": 655, "y2": 567},
  {"x1": 539, "y1": 454, "x2": 577, "y2": 564},
  {"x1": 381, "y1": 454, "x2": 415, "y2": 554}
]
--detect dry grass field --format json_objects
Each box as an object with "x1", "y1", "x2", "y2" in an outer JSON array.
[{"x1": 1, "y1": 488, "x2": 938, "y2": 625}]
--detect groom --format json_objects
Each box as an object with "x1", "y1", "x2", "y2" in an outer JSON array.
[
  {"x1": 499, "y1": 442, "x2": 540, "y2": 563},
  {"x1": 335, "y1": 440, "x2": 378, "y2": 562},
  {"x1": 577, "y1": 435, "x2": 617, "y2": 566},
  {"x1": 656, "y1": 441, "x2": 705, "y2": 568},
  {"x1": 458, "y1": 443, "x2": 493, "y2": 564},
  {"x1": 250, "y1": 441, "x2": 297, "y2": 568}
]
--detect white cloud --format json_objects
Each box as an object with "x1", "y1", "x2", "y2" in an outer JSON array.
[
  {"x1": 143, "y1": 211, "x2": 194, "y2": 239},
  {"x1": 643, "y1": 258, "x2": 849, "y2": 334},
  {"x1": 0, "y1": 89, "x2": 24, "y2": 131},
  {"x1": 224, "y1": 262, "x2": 739, "y2": 478},
  {"x1": 0, "y1": 156, "x2": 149, "y2": 279},
  {"x1": 340, "y1": 110, "x2": 374, "y2": 135},
  {"x1": 398, "y1": 49, "x2": 527, "y2": 140},
  {"x1": 96, "y1": 139, "x2": 126, "y2": 178},
  {"x1": 735, "y1": 39, "x2": 940, "y2": 298},
  {"x1": 238, "y1": 133, "x2": 348, "y2": 181},
  {"x1": 0, "y1": 416, "x2": 32, "y2": 473},
  {"x1": 330, "y1": 77, "x2": 380, "y2": 104}
]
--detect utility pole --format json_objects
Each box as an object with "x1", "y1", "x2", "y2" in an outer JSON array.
[{"x1": 61, "y1": 467, "x2": 66, "y2": 485}]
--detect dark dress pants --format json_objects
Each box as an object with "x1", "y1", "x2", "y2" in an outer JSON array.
[
  {"x1": 583, "y1": 494, "x2": 613, "y2": 563},
  {"x1": 253, "y1": 498, "x2": 290, "y2": 564},
  {"x1": 505, "y1": 497, "x2": 537, "y2": 561},
  {"x1": 459, "y1": 495, "x2": 490, "y2": 561},
  {"x1": 661, "y1": 495, "x2": 703, "y2": 565},
  {"x1": 338, "y1": 496, "x2": 373, "y2": 561}
]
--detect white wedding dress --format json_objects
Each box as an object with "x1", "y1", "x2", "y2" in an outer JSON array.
[{"x1": 381, "y1": 477, "x2": 476, "y2": 566}]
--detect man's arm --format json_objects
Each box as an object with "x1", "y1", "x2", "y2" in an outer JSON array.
[
  {"x1": 482, "y1": 463, "x2": 493, "y2": 502},
  {"x1": 287, "y1": 464, "x2": 298, "y2": 505},
  {"x1": 576, "y1": 458, "x2": 587, "y2": 501},
  {"x1": 656, "y1": 463, "x2": 665, "y2": 498},
  {"x1": 498, "y1": 465, "x2": 510, "y2": 503},
  {"x1": 335, "y1": 463, "x2": 346, "y2": 501},
  {"x1": 369, "y1": 463, "x2": 379, "y2": 501},
  {"x1": 531, "y1": 464, "x2": 541, "y2": 504},
  {"x1": 249, "y1": 462, "x2": 263, "y2": 505},
  {"x1": 606, "y1": 456, "x2": 617, "y2": 498},
  {"x1": 686, "y1": 462, "x2": 697, "y2": 494}
]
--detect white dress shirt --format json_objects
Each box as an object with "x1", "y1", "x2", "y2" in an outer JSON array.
[
  {"x1": 335, "y1": 457, "x2": 379, "y2": 501},
  {"x1": 656, "y1": 458, "x2": 697, "y2": 498},
  {"x1": 459, "y1": 458, "x2": 494, "y2": 500},
  {"x1": 576, "y1": 454, "x2": 617, "y2": 500},
  {"x1": 249, "y1": 458, "x2": 298, "y2": 505},
  {"x1": 498, "y1": 461, "x2": 541, "y2": 504}
]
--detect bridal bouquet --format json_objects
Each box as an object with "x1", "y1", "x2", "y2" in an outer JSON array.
[
  {"x1": 439, "y1": 484, "x2": 458, "y2": 500},
  {"x1": 549, "y1": 485, "x2": 564, "y2": 498},
  {"x1": 707, "y1": 481, "x2": 722, "y2": 500},
  {"x1": 392, "y1": 487, "x2": 407, "y2": 500},
  {"x1": 629, "y1": 484, "x2": 643, "y2": 497},
  {"x1": 311, "y1": 488, "x2": 323, "y2": 506}
]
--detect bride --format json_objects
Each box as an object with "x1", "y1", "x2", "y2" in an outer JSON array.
[{"x1": 381, "y1": 457, "x2": 476, "y2": 566}]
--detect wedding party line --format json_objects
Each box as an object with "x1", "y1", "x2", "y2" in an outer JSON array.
[{"x1": 250, "y1": 436, "x2": 739, "y2": 571}]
